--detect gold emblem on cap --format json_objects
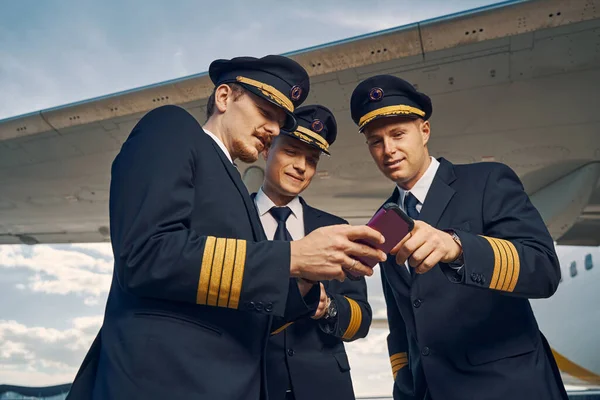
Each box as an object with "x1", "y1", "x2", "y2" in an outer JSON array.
[
  {"x1": 290, "y1": 85, "x2": 302, "y2": 101},
  {"x1": 311, "y1": 119, "x2": 324, "y2": 133},
  {"x1": 369, "y1": 87, "x2": 384, "y2": 101}
]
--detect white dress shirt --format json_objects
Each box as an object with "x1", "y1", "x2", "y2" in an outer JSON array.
[
  {"x1": 254, "y1": 187, "x2": 305, "y2": 240},
  {"x1": 396, "y1": 156, "x2": 440, "y2": 214},
  {"x1": 396, "y1": 157, "x2": 440, "y2": 272},
  {"x1": 203, "y1": 128, "x2": 233, "y2": 164}
]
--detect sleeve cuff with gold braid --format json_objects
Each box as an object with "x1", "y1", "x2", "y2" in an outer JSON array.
[
  {"x1": 196, "y1": 236, "x2": 247, "y2": 308},
  {"x1": 341, "y1": 296, "x2": 363, "y2": 340},
  {"x1": 481, "y1": 236, "x2": 521, "y2": 292},
  {"x1": 274, "y1": 296, "x2": 364, "y2": 337},
  {"x1": 390, "y1": 352, "x2": 408, "y2": 380}
]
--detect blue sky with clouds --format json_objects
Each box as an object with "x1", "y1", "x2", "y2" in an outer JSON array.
[{"x1": 6, "y1": 0, "x2": 593, "y2": 396}]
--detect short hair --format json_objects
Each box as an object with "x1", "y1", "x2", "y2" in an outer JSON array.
[{"x1": 205, "y1": 83, "x2": 246, "y2": 121}]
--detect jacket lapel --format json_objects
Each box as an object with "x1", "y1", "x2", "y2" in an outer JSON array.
[
  {"x1": 208, "y1": 136, "x2": 265, "y2": 241},
  {"x1": 300, "y1": 197, "x2": 321, "y2": 235},
  {"x1": 418, "y1": 158, "x2": 456, "y2": 228},
  {"x1": 299, "y1": 198, "x2": 328, "y2": 288},
  {"x1": 249, "y1": 192, "x2": 268, "y2": 240},
  {"x1": 382, "y1": 159, "x2": 457, "y2": 292}
]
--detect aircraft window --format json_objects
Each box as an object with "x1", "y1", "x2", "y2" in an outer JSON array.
[
  {"x1": 570, "y1": 261, "x2": 577, "y2": 277},
  {"x1": 585, "y1": 254, "x2": 593, "y2": 271}
]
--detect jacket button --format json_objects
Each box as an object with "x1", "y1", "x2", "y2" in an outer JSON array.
[
  {"x1": 247, "y1": 301, "x2": 255, "y2": 310},
  {"x1": 421, "y1": 347, "x2": 430, "y2": 356},
  {"x1": 287, "y1": 349, "x2": 295, "y2": 357},
  {"x1": 470, "y1": 273, "x2": 478, "y2": 282},
  {"x1": 255, "y1": 302, "x2": 264, "y2": 311},
  {"x1": 413, "y1": 299, "x2": 422, "y2": 308},
  {"x1": 265, "y1": 303, "x2": 273, "y2": 312}
]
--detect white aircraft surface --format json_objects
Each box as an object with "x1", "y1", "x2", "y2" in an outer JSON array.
[{"x1": 1, "y1": 0, "x2": 598, "y2": 392}]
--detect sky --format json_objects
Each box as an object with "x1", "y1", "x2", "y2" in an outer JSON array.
[
  {"x1": 0, "y1": 0, "x2": 506, "y2": 121},
  {"x1": 2, "y1": 0, "x2": 581, "y2": 396}
]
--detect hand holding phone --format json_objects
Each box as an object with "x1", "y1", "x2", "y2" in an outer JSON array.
[{"x1": 346, "y1": 203, "x2": 414, "y2": 279}]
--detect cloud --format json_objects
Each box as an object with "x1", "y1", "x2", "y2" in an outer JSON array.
[
  {"x1": 67, "y1": 243, "x2": 114, "y2": 261},
  {"x1": 0, "y1": 244, "x2": 112, "y2": 304},
  {"x1": 0, "y1": 243, "x2": 109, "y2": 386},
  {"x1": 0, "y1": 320, "x2": 394, "y2": 393},
  {"x1": 347, "y1": 328, "x2": 394, "y2": 396},
  {"x1": 0, "y1": 241, "x2": 394, "y2": 393},
  {"x1": 0, "y1": 316, "x2": 102, "y2": 386}
]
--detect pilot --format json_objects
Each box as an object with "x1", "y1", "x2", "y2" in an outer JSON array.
[
  {"x1": 252, "y1": 105, "x2": 372, "y2": 400},
  {"x1": 67, "y1": 55, "x2": 386, "y2": 400},
  {"x1": 349, "y1": 75, "x2": 568, "y2": 400}
]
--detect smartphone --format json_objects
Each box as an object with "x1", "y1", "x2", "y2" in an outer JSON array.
[{"x1": 346, "y1": 202, "x2": 414, "y2": 279}]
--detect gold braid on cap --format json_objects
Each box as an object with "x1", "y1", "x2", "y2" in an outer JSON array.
[
  {"x1": 359, "y1": 105, "x2": 425, "y2": 129},
  {"x1": 236, "y1": 76, "x2": 294, "y2": 112},
  {"x1": 293, "y1": 126, "x2": 329, "y2": 152}
]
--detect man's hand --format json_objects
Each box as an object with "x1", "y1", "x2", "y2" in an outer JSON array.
[
  {"x1": 311, "y1": 283, "x2": 328, "y2": 320},
  {"x1": 390, "y1": 221, "x2": 462, "y2": 274},
  {"x1": 290, "y1": 225, "x2": 386, "y2": 282}
]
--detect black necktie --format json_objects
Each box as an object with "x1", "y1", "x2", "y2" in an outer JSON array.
[
  {"x1": 269, "y1": 206, "x2": 293, "y2": 241},
  {"x1": 269, "y1": 205, "x2": 296, "y2": 393},
  {"x1": 404, "y1": 193, "x2": 420, "y2": 277},
  {"x1": 404, "y1": 192, "x2": 420, "y2": 220}
]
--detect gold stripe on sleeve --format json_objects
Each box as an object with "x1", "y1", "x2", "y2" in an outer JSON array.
[
  {"x1": 218, "y1": 239, "x2": 237, "y2": 307},
  {"x1": 196, "y1": 236, "x2": 216, "y2": 305},
  {"x1": 506, "y1": 240, "x2": 521, "y2": 292},
  {"x1": 492, "y1": 237, "x2": 510, "y2": 291},
  {"x1": 228, "y1": 239, "x2": 247, "y2": 309},
  {"x1": 342, "y1": 297, "x2": 362, "y2": 340},
  {"x1": 207, "y1": 238, "x2": 226, "y2": 306},
  {"x1": 482, "y1": 236, "x2": 501, "y2": 289},
  {"x1": 390, "y1": 352, "x2": 408, "y2": 379}
]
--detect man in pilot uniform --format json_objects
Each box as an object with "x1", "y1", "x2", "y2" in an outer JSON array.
[
  {"x1": 349, "y1": 75, "x2": 568, "y2": 400},
  {"x1": 252, "y1": 105, "x2": 372, "y2": 400},
  {"x1": 67, "y1": 56, "x2": 386, "y2": 400}
]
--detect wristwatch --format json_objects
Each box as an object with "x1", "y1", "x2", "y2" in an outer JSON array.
[
  {"x1": 324, "y1": 296, "x2": 337, "y2": 320},
  {"x1": 446, "y1": 230, "x2": 464, "y2": 265}
]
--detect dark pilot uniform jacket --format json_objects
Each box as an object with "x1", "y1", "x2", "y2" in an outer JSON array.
[
  {"x1": 258, "y1": 197, "x2": 372, "y2": 400},
  {"x1": 381, "y1": 158, "x2": 568, "y2": 400},
  {"x1": 67, "y1": 105, "x2": 318, "y2": 400}
]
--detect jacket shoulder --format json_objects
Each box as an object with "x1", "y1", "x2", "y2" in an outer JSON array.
[
  {"x1": 453, "y1": 161, "x2": 516, "y2": 181},
  {"x1": 143, "y1": 104, "x2": 197, "y2": 121},
  {"x1": 303, "y1": 201, "x2": 347, "y2": 226},
  {"x1": 320, "y1": 211, "x2": 347, "y2": 226},
  {"x1": 127, "y1": 105, "x2": 204, "y2": 142}
]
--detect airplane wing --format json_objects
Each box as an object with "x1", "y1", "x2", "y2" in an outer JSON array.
[{"x1": 1, "y1": 0, "x2": 599, "y2": 245}]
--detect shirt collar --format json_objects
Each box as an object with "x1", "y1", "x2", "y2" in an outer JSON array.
[
  {"x1": 203, "y1": 128, "x2": 233, "y2": 164},
  {"x1": 254, "y1": 187, "x2": 302, "y2": 218},
  {"x1": 397, "y1": 156, "x2": 440, "y2": 207}
]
